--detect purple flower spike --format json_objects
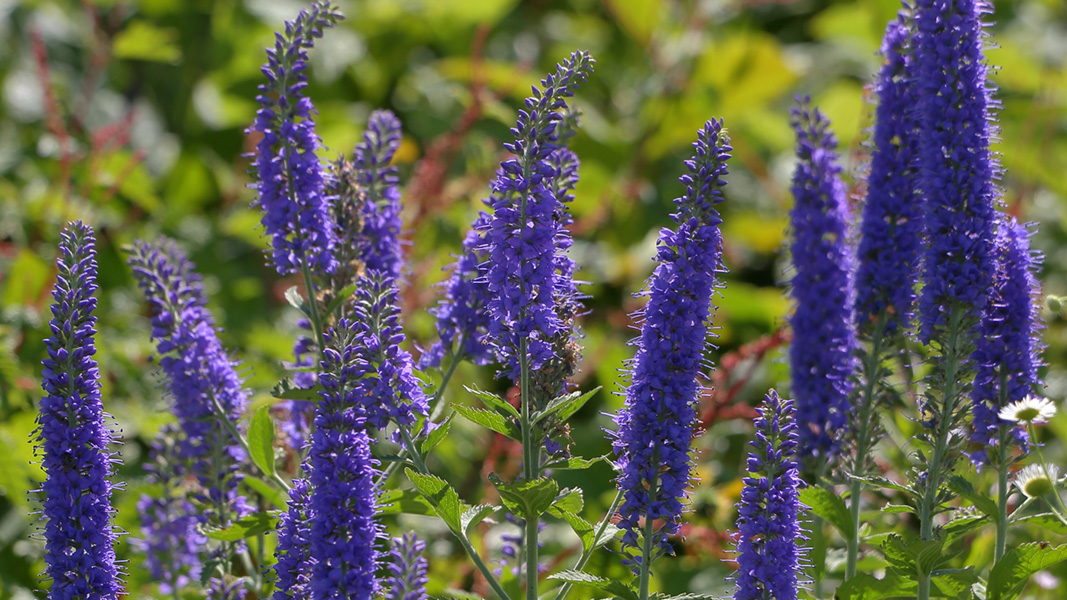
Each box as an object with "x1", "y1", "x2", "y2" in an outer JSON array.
[
  {"x1": 914, "y1": 0, "x2": 999, "y2": 341},
  {"x1": 355, "y1": 109, "x2": 406, "y2": 279},
  {"x1": 351, "y1": 273, "x2": 428, "y2": 431},
  {"x1": 127, "y1": 239, "x2": 249, "y2": 526},
  {"x1": 732, "y1": 390, "x2": 807, "y2": 600},
  {"x1": 788, "y1": 102, "x2": 857, "y2": 464},
  {"x1": 480, "y1": 50, "x2": 595, "y2": 376},
  {"x1": 248, "y1": 1, "x2": 343, "y2": 275},
  {"x1": 36, "y1": 221, "x2": 122, "y2": 600},
  {"x1": 273, "y1": 474, "x2": 314, "y2": 600},
  {"x1": 385, "y1": 533, "x2": 429, "y2": 600},
  {"x1": 613, "y1": 120, "x2": 730, "y2": 563},
  {"x1": 422, "y1": 211, "x2": 496, "y2": 369},
  {"x1": 308, "y1": 320, "x2": 381, "y2": 600},
  {"x1": 855, "y1": 15, "x2": 923, "y2": 336},
  {"x1": 970, "y1": 218, "x2": 1045, "y2": 465}
]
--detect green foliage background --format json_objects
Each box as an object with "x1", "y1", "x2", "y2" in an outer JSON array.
[{"x1": 1, "y1": 0, "x2": 1067, "y2": 598}]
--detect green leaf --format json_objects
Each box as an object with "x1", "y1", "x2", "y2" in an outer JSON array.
[
  {"x1": 203, "y1": 511, "x2": 277, "y2": 542},
  {"x1": 1014, "y1": 513, "x2": 1067, "y2": 535},
  {"x1": 461, "y1": 504, "x2": 496, "y2": 536},
  {"x1": 881, "y1": 504, "x2": 916, "y2": 514},
  {"x1": 322, "y1": 282, "x2": 359, "y2": 319},
  {"x1": 422, "y1": 414, "x2": 455, "y2": 454},
  {"x1": 533, "y1": 387, "x2": 601, "y2": 425},
  {"x1": 452, "y1": 404, "x2": 521, "y2": 440},
  {"x1": 112, "y1": 21, "x2": 181, "y2": 63},
  {"x1": 799, "y1": 486, "x2": 854, "y2": 539},
  {"x1": 988, "y1": 542, "x2": 1067, "y2": 600},
  {"x1": 931, "y1": 567, "x2": 978, "y2": 598},
  {"x1": 943, "y1": 513, "x2": 988, "y2": 548},
  {"x1": 554, "y1": 509, "x2": 595, "y2": 550},
  {"x1": 948, "y1": 475, "x2": 1001, "y2": 521},
  {"x1": 836, "y1": 574, "x2": 916, "y2": 599},
  {"x1": 548, "y1": 570, "x2": 638, "y2": 600},
  {"x1": 855, "y1": 476, "x2": 913, "y2": 496},
  {"x1": 247, "y1": 406, "x2": 277, "y2": 478},
  {"x1": 244, "y1": 476, "x2": 288, "y2": 510},
  {"x1": 405, "y1": 469, "x2": 463, "y2": 532},
  {"x1": 882, "y1": 533, "x2": 947, "y2": 576},
  {"x1": 488, "y1": 474, "x2": 559, "y2": 521},
  {"x1": 284, "y1": 286, "x2": 309, "y2": 314},
  {"x1": 464, "y1": 386, "x2": 520, "y2": 419},
  {"x1": 378, "y1": 489, "x2": 435, "y2": 517},
  {"x1": 543, "y1": 455, "x2": 607, "y2": 471},
  {"x1": 551, "y1": 488, "x2": 584, "y2": 515},
  {"x1": 271, "y1": 378, "x2": 323, "y2": 402}
]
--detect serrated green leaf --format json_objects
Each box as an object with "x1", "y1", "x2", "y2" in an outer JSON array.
[
  {"x1": 244, "y1": 476, "x2": 288, "y2": 510},
  {"x1": 548, "y1": 570, "x2": 638, "y2": 600},
  {"x1": 378, "y1": 489, "x2": 436, "y2": 517},
  {"x1": 799, "y1": 486, "x2": 854, "y2": 539},
  {"x1": 465, "y1": 385, "x2": 521, "y2": 419},
  {"x1": 533, "y1": 387, "x2": 601, "y2": 425},
  {"x1": 1013, "y1": 513, "x2": 1067, "y2": 535},
  {"x1": 988, "y1": 542, "x2": 1067, "y2": 600},
  {"x1": 943, "y1": 513, "x2": 987, "y2": 548},
  {"x1": 405, "y1": 469, "x2": 463, "y2": 532},
  {"x1": 544, "y1": 455, "x2": 607, "y2": 471},
  {"x1": 836, "y1": 574, "x2": 915, "y2": 599},
  {"x1": 931, "y1": 567, "x2": 978, "y2": 598},
  {"x1": 271, "y1": 378, "x2": 323, "y2": 402},
  {"x1": 882, "y1": 533, "x2": 946, "y2": 576},
  {"x1": 203, "y1": 511, "x2": 277, "y2": 542},
  {"x1": 247, "y1": 406, "x2": 276, "y2": 478},
  {"x1": 488, "y1": 474, "x2": 559, "y2": 521},
  {"x1": 855, "y1": 476, "x2": 913, "y2": 496},
  {"x1": 948, "y1": 475, "x2": 1001, "y2": 521},
  {"x1": 422, "y1": 414, "x2": 455, "y2": 454},
  {"x1": 650, "y1": 595, "x2": 720, "y2": 600},
  {"x1": 881, "y1": 504, "x2": 916, "y2": 514},
  {"x1": 452, "y1": 404, "x2": 521, "y2": 440},
  {"x1": 554, "y1": 509, "x2": 595, "y2": 550},
  {"x1": 461, "y1": 504, "x2": 496, "y2": 535},
  {"x1": 551, "y1": 488, "x2": 584, "y2": 515}
]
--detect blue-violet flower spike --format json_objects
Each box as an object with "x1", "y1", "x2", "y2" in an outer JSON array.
[
  {"x1": 970, "y1": 218, "x2": 1045, "y2": 465},
  {"x1": 855, "y1": 15, "x2": 923, "y2": 336},
  {"x1": 355, "y1": 109, "x2": 405, "y2": 279},
  {"x1": 248, "y1": 1, "x2": 343, "y2": 275},
  {"x1": 273, "y1": 474, "x2": 314, "y2": 600},
  {"x1": 788, "y1": 102, "x2": 858, "y2": 463},
  {"x1": 732, "y1": 389, "x2": 808, "y2": 600},
  {"x1": 613, "y1": 120, "x2": 730, "y2": 563},
  {"x1": 480, "y1": 50, "x2": 595, "y2": 375},
  {"x1": 914, "y1": 0, "x2": 999, "y2": 341},
  {"x1": 36, "y1": 221, "x2": 121, "y2": 600},
  {"x1": 385, "y1": 533, "x2": 429, "y2": 600}
]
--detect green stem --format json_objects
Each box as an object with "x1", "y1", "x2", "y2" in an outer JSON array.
[
  {"x1": 209, "y1": 392, "x2": 291, "y2": 492},
  {"x1": 552, "y1": 490, "x2": 624, "y2": 600},
  {"x1": 396, "y1": 425, "x2": 512, "y2": 600},
  {"x1": 846, "y1": 478, "x2": 863, "y2": 580},
  {"x1": 518, "y1": 338, "x2": 540, "y2": 600},
  {"x1": 301, "y1": 263, "x2": 326, "y2": 351},
  {"x1": 637, "y1": 496, "x2": 656, "y2": 600},
  {"x1": 1028, "y1": 423, "x2": 1067, "y2": 527}
]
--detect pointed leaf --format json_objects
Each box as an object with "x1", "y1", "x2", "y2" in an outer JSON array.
[
  {"x1": 322, "y1": 282, "x2": 359, "y2": 319},
  {"x1": 244, "y1": 476, "x2": 288, "y2": 510},
  {"x1": 247, "y1": 406, "x2": 277, "y2": 478},
  {"x1": 948, "y1": 475, "x2": 1001, "y2": 522},
  {"x1": 551, "y1": 488, "x2": 584, "y2": 515},
  {"x1": 988, "y1": 542, "x2": 1067, "y2": 600},
  {"x1": 271, "y1": 378, "x2": 323, "y2": 402},
  {"x1": 548, "y1": 570, "x2": 638, "y2": 600},
  {"x1": 203, "y1": 511, "x2": 278, "y2": 542},
  {"x1": 465, "y1": 385, "x2": 521, "y2": 419},
  {"x1": 422, "y1": 413, "x2": 455, "y2": 454},
  {"x1": 452, "y1": 404, "x2": 521, "y2": 440},
  {"x1": 378, "y1": 488, "x2": 435, "y2": 517},
  {"x1": 799, "y1": 486, "x2": 853, "y2": 539},
  {"x1": 533, "y1": 387, "x2": 601, "y2": 425},
  {"x1": 544, "y1": 455, "x2": 608, "y2": 471},
  {"x1": 462, "y1": 504, "x2": 496, "y2": 536},
  {"x1": 405, "y1": 469, "x2": 463, "y2": 532},
  {"x1": 488, "y1": 474, "x2": 559, "y2": 521},
  {"x1": 284, "y1": 286, "x2": 308, "y2": 314},
  {"x1": 836, "y1": 574, "x2": 916, "y2": 599}
]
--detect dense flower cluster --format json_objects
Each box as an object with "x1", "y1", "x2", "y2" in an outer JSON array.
[
  {"x1": 854, "y1": 15, "x2": 923, "y2": 335},
  {"x1": 351, "y1": 273, "x2": 429, "y2": 430},
  {"x1": 127, "y1": 239, "x2": 249, "y2": 526},
  {"x1": 914, "y1": 0, "x2": 999, "y2": 340},
  {"x1": 355, "y1": 109, "x2": 405, "y2": 279},
  {"x1": 613, "y1": 120, "x2": 730, "y2": 560},
  {"x1": 732, "y1": 390, "x2": 806, "y2": 600},
  {"x1": 788, "y1": 103, "x2": 857, "y2": 463},
  {"x1": 248, "y1": 1, "x2": 342, "y2": 275},
  {"x1": 481, "y1": 50, "x2": 594, "y2": 375},
  {"x1": 970, "y1": 218, "x2": 1044, "y2": 463},
  {"x1": 307, "y1": 321, "x2": 381, "y2": 600},
  {"x1": 36, "y1": 222, "x2": 121, "y2": 600},
  {"x1": 422, "y1": 211, "x2": 496, "y2": 369},
  {"x1": 385, "y1": 533, "x2": 429, "y2": 600},
  {"x1": 273, "y1": 475, "x2": 313, "y2": 600}
]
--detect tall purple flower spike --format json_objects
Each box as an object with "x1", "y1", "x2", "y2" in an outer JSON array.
[
  {"x1": 128, "y1": 239, "x2": 250, "y2": 526},
  {"x1": 480, "y1": 50, "x2": 595, "y2": 376},
  {"x1": 355, "y1": 109, "x2": 405, "y2": 279},
  {"x1": 36, "y1": 221, "x2": 122, "y2": 600},
  {"x1": 787, "y1": 101, "x2": 857, "y2": 464},
  {"x1": 914, "y1": 0, "x2": 999, "y2": 341},
  {"x1": 732, "y1": 390, "x2": 807, "y2": 600},
  {"x1": 970, "y1": 218, "x2": 1045, "y2": 465},
  {"x1": 385, "y1": 533, "x2": 429, "y2": 600},
  {"x1": 248, "y1": 1, "x2": 342, "y2": 275},
  {"x1": 855, "y1": 15, "x2": 923, "y2": 336},
  {"x1": 613, "y1": 120, "x2": 730, "y2": 564}
]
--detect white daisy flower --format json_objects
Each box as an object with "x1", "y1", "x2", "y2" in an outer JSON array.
[
  {"x1": 1014, "y1": 463, "x2": 1059, "y2": 499},
  {"x1": 999, "y1": 396, "x2": 1057, "y2": 425}
]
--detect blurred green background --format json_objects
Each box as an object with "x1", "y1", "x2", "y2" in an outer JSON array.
[{"x1": 2, "y1": 0, "x2": 1067, "y2": 598}]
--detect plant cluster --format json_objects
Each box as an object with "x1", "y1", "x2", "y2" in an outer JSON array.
[{"x1": 28, "y1": 1, "x2": 1067, "y2": 600}]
